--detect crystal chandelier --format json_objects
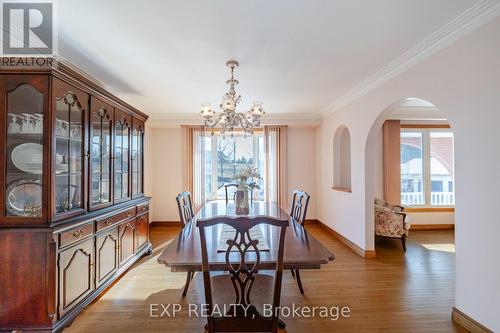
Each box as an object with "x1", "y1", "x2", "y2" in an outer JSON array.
[{"x1": 200, "y1": 60, "x2": 264, "y2": 135}]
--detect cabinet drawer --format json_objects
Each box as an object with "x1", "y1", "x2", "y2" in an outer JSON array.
[
  {"x1": 96, "y1": 207, "x2": 136, "y2": 232},
  {"x1": 136, "y1": 202, "x2": 149, "y2": 214},
  {"x1": 59, "y1": 223, "x2": 94, "y2": 248}
]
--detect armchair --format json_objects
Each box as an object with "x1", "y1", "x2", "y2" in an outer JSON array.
[{"x1": 374, "y1": 198, "x2": 411, "y2": 251}]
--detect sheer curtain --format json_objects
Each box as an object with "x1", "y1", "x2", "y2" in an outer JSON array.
[
  {"x1": 263, "y1": 125, "x2": 288, "y2": 207},
  {"x1": 182, "y1": 125, "x2": 206, "y2": 211}
]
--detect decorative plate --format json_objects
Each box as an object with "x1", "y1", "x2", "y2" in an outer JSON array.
[
  {"x1": 11, "y1": 143, "x2": 68, "y2": 174},
  {"x1": 11, "y1": 143, "x2": 43, "y2": 174},
  {"x1": 6, "y1": 179, "x2": 43, "y2": 217}
]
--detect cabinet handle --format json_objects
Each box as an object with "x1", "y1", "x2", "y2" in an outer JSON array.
[
  {"x1": 105, "y1": 218, "x2": 113, "y2": 225},
  {"x1": 73, "y1": 229, "x2": 84, "y2": 238},
  {"x1": 89, "y1": 262, "x2": 94, "y2": 267}
]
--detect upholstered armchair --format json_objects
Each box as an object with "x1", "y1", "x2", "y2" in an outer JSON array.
[{"x1": 374, "y1": 198, "x2": 411, "y2": 251}]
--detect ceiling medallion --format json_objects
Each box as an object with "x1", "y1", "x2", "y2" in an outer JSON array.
[{"x1": 200, "y1": 60, "x2": 264, "y2": 136}]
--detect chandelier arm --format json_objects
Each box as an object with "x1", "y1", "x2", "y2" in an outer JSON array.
[
  {"x1": 204, "y1": 112, "x2": 226, "y2": 128},
  {"x1": 238, "y1": 114, "x2": 253, "y2": 133}
]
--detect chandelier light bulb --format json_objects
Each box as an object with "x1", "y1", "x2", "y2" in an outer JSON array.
[
  {"x1": 200, "y1": 103, "x2": 214, "y2": 118},
  {"x1": 250, "y1": 101, "x2": 264, "y2": 116}
]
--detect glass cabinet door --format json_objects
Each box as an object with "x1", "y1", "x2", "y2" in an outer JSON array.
[
  {"x1": 114, "y1": 111, "x2": 131, "y2": 202},
  {"x1": 5, "y1": 83, "x2": 45, "y2": 218},
  {"x1": 90, "y1": 101, "x2": 113, "y2": 209},
  {"x1": 131, "y1": 119, "x2": 144, "y2": 198},
  {"x1": 55, "y1": 91, "x2": 85, "y2": 216}
]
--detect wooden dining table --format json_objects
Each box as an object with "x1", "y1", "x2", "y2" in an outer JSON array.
[{"x1": 157, "y1": 200, "x2": 335, "y2": 272}]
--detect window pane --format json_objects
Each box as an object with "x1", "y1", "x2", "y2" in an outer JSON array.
[
  {"x1": 401, "y1": 132, "x2": 424, "y2": 205},
  {"x1": 430, "y1": 132, "x2": 454, "y2": 205},
  {"x1": 204, "y1": 132, "x2": 264, "y2": 201}
]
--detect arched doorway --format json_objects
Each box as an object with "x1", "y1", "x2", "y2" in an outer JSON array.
[{"x1": 364, "y1": 97, "x2": 455, "y2": 251}]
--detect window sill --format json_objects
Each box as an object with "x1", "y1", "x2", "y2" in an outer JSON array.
[
  {"x1": 331, "y1": 187, "x2": 352, "y2": 193},
  {"x1": 405, "y1": 207, "x2": 455, "y2": 213}
]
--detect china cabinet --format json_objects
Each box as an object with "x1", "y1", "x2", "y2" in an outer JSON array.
[{"x1": 0, "y1": 61, "x2": 151, "y2": 333}]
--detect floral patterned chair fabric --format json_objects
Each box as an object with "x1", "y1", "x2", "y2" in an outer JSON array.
[{"x1": 374, "y1": 198, "x2": 410, "y2": 251}]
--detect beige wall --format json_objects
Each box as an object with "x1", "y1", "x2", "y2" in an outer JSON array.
[
  {"x1": 407, "y1": 211, "x2": 454, "y2": 225},
  {"x1": 145, "y1": 127, "x2": 185, "y2": 221},
  {"x1": 146, "y1": 126, "x2": 317, "y2": 222},
  {"x1": 286, "y1": 127, "x2": 317, "y2": 219}
]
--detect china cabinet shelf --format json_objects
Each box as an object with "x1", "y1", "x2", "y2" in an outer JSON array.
[
  {"x1": 56, "y1": 135, "x2": 83, "y2": 142},
  {"x1": 1, "y1": 63, "x2": 150, "y2": 332}
]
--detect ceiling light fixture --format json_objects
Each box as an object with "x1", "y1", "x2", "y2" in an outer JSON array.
[{"x1": 200, "y1": 60, "x2": 264, "y2": 135}]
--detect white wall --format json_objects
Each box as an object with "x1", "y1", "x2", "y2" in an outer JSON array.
[
  {"x1": 146, "y1": 125, "x2": 317, "y2": 221},
  {"x1": 316, "y1": 17, "x2": 500, "y2": 330}
]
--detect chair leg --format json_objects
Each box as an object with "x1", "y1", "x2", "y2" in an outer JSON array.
[
  {"x1": 182, "y1": 270, "x2": 192, "y2": 297},
  {"x1": 290, "y1": 269, "x2": 296, "y2": 279},
  {"x1": 401, "y1": 235, "x2": 407, "y2": 252},
  {"x1": 295, "y1": 269, "x2": 304, "y2": 294}
]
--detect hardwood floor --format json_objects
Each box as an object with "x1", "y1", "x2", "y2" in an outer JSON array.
[{"x1": 64, "y1": 224, "x2": 466, "y2": 332}]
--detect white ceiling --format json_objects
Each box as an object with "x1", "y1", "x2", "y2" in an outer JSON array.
[{"x1": 57, "y1": 0, "x2": 480, "y2": 118}]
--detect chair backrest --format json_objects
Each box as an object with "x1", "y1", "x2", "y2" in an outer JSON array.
[
  {"x1": 224, "y1": 184, "x2": 238, "y2": 204},
  {"x1": 289, "y1": 189, "x2": 311, "y2": 226},
  {"x1": 197, "y1": 216, "x2": 288, "y2": 333},
  {"x1": 176, "y1": 191, "x2": 194, "y2": 228},
  {"x1": 224, "y1": 183, "x2": 254, "y2": 204}
]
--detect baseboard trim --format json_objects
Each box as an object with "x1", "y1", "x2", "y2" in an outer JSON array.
[
  {"x1": 151, "y1": 221, "x2": 181, "y2": 227},
  {"x1": 313, "y1": 220, "x2": 375, "y2": 259},
  {"x1": 452, "y1": 307, "x2": 493, "y2": 333},
  {"x1": 411, "y1": 224, "x2": 455, "y2": 230}
]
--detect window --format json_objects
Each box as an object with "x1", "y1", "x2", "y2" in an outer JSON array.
[
  {"x1": 204, "y1": 132, "x2": 264, "y2": 201},
  {"x1": 400, "y1": 129, "x2": 454, "y2": 206}
]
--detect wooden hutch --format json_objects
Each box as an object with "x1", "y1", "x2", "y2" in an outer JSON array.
[{"x1": 0, "y1": 61, "x2": 151, "y2": 332}]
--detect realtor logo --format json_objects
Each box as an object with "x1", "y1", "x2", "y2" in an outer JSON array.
[{"x1": 1, "y1": 1, "x2": 53, "y2": 55}]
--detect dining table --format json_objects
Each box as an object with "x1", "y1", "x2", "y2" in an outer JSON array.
[{"x1": 157, "y1": 200, "x2": 335, "y2": 272}]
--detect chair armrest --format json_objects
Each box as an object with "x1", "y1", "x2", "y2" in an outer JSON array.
[{"x1": 375, "y1": 206, "x2": 407, "y2": 237}]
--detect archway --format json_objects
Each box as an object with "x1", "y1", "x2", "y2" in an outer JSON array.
[{"x1": 364, "y1": 97, "x2": 454, "y2": 251}]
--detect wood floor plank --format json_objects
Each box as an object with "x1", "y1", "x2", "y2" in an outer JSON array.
[{"x1": 64, "y1": 225, "x2": 466, "y2": 332}]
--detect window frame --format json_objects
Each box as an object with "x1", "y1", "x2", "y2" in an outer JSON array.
[{"x1": 400, "y1": 126, "x2": 455, "y2": 208}]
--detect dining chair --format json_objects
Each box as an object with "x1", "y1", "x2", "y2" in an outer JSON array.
[
  {"x1": 224, "y1": 183, "x2": 254, "y2": 204},
  {"x1": 175, "y1": 191, "x2": 195, "y2": 297},
  {"x1": 289, "y1": 189, "x2": 311, "y2": 294},
  {"x1": 197, "y1": 216, "x2": 288, "y2": 333}
]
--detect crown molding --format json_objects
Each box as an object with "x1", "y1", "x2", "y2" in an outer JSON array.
[{"x1": 321, "y1": 0, "x2": 500, "y2": 117}]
